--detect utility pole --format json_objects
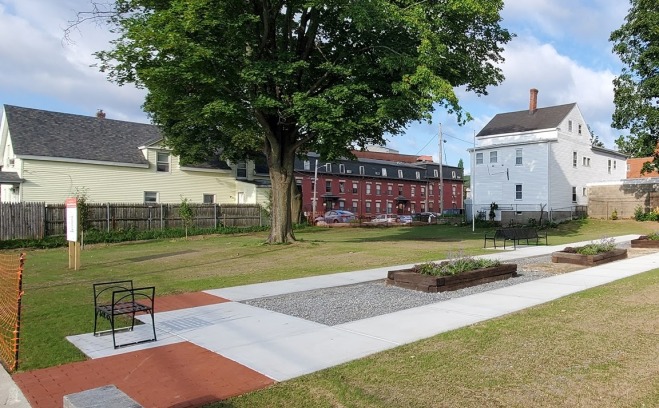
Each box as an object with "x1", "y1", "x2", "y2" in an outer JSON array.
[{"x1": 439, "y1": 123, "x2": 444, "y2": 215}]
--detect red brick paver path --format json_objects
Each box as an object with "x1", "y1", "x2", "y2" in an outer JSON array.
[{"x1": 13, "y1": 292, "x2": 274, "y2": 407}]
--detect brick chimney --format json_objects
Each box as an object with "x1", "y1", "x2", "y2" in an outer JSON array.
[
  {"x1": 529, "y1": 88, "x2": 538, "y2": 114},
  {"x1": 96, "y1": 109, "x2": 106, "y2": 119}
]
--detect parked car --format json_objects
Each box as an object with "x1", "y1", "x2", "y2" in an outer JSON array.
[
  {"x1": 320, "y1": 210, "x2": 356, "y2": 223},
  {"x1": 397, "y1": 215, "x2": 413, "y2": 224},
  {"x1": 371, "y1": 213, "x2": 398, "y2": 223}
]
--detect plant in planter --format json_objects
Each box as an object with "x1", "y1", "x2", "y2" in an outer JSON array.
[
  {"x1": 552, "y1": 237, "x2": 627, "y2": 266},
  {"x1": 387, "y1": 254, "x2": 517, "y2": 293},
  {"x1": 631, "y1": 231, "x2": 659, "y2": 248}
]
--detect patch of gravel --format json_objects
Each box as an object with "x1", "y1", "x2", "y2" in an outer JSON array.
[{"x1": 243, "y1": 255, "x2": 557, "y2": 326}]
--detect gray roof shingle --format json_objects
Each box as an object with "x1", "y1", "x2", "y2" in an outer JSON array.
[
  {"x1": 477, "y1": 103, "x2": 576, "y2": 137},
  {"x1": 3, "y1": 105, "x2": 160, "y2": 166}
]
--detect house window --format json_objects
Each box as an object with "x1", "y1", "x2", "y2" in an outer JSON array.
[
  {"x1": 339, "y1": 201, "x2": 345, "y2": 209},
  {"x1": 573, "y1": 152, "x2": 577, "y2": 168},
  {"x1": 410, "y1": 203, "x2": 415, "y2": 213},
  {"x1": 398, "y1": 169, "x2": 403, "y2": 178},
  {"x1": 568, "y1": 120, "x2": 573, "y2": 132},
  {"x1": 376, "y1": 184, "x2": 381, "y2": 195},
  {"x1": 157, "y1": 152, "x2": 170, "y2": 172},
  {"x1": 203, "y1": 194, "x2": 215, "y2": 204},
  {"x1": 608, "y1": 159, "x2": 612, "y2": 174},
  {"x1": 339, "y1": 182, "x2": 345, "y2": 193},
  {"x1": 578, "y1": 124, "x2": 582, "y2": 135},
  {"x1": 359, "y1": 166, "x2": 365, "y2": 175},
  {"x1": 8, "y1": 158, "x2": 15, "y2": 167},
  {"x1": 452, "y1": 171, "x2": 456, "y2": 178},
  {"x1": 421, "y1": 186, "x2": 426, "y2": 197},
  {"x1": 366, "y1": 184, "x2": 372, "y2": 194},
  {"x1": 613, "y1": 160, "x2": 617, "y2": 169},
  {"x1": 352, "y1": 201, "x2": 358, "y2": 213},
  {"x1": 516, "y1": 149, "x2": 523, "y2": 166},
  {"x1": 434, "y1": 169, "x2": 439, "y2": 177},
  {"x1": 303, "y1": 160, "x2": 310, "y2": 170},
  {"x1": 515, "y1": 184, "x2": 522, "y2": 200},
  {"x1": 582, "y1": 187, "x2": 587, "y2": 197},
  {"x1": 387, "y1": 201, "x2": 393, "y2": 213},
  {"x1": 627, "y1": 163, "x2": 631, "y2": 172},
  {"x1": 365, "y1": 201, "x2": 371, "y2": 213},
  {"x1": 144, "y1": 191, "x2": 158, "y2": 203},
  {"x1": 387, "y1": 185, "x2": 393, "y2": 196},
  {"x1": 416, "y1": 171, "x2": 420, "y2": 180},
  {"x1": 236, "y1": 161, "x2": 247, "y2": 178},
  {"x1": 339, "y1": 164, "x2": 345, "y2": 173},
  {"x1": 398, "y1": 186, "x2": 403, "y2": 195},
  {"x1": 325, "y1": 180, "x2": 332, "y2": 193},
  {"x1": 572, "y1": 186, "x2": 577, "y2": 203},
  {"x1": 325, "y1": 163, "x2": 332, "y2": 172},
  {"x1": 411, "y1": 186, "x2": 416, "y2": 197},
  {"x1": 489, "y1": 151, "x2": 497, "y2": 164},
  {"x1": 382, "y1": 168, "x2": 387, "y2": 177},
  {"x1": 476, "y1": 153, "x2": 483, "y2": 165},
  {"x1": 429, "y1": 184, "x2": 433, "y2": 195},
  {"x1": 352, "y1": 182, "x2": 358, "y2": 194},
  {"x1": 375, "y1": 202, "x2": 381, "y2": 213},
  {"x1": 582, "y1": 157, "x2": 591, "y2": 167}
]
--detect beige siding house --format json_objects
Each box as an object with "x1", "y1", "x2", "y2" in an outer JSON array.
[{"x1": 0, "y1": 105, "x2": 270, "y2": 204}]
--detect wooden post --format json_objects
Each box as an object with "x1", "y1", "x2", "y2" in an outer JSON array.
[{"x1": 65, "y1": 198, "x2": 81, "y2": 270}]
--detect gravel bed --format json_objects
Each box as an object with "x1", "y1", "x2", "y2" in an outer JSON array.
[{"x1": 242, "y1": 255, "x2": 555, "y2": 326}]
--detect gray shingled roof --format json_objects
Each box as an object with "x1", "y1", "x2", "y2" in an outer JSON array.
[
  {"x1": 3, "y1": 105, "x2": 160, "y2": 166},
  {"x1": 477, "y1": 103, "x2": 576, "y2": 137}
]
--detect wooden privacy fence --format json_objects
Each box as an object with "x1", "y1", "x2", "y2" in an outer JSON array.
[{"x1": 0, "y1": 203, "x2": 267, "y2": 240}]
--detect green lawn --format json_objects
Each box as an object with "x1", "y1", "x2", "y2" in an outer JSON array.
[{"x1": 8, "y1": 219, "x2": 657, "y2": 372}]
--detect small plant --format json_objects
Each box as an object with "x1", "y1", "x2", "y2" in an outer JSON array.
[
  {"x1": 575, "y1": 237, "x2": 616, "y2": 255},
  {"x1": 178, "y1": 197, "x2": 194, "y2": 239},
  {"x1": 634, "y1": 205, "x2": 645, "y2": 221},
  {"x1": 646, "y1": 231, "x2": 659, "y2": 241},
  {"x1": 611, "y1": 209, "x2": 618, "y2": 220},
  {"x1": 413, "y1": 255, "x2": 501, "y2": 277}
]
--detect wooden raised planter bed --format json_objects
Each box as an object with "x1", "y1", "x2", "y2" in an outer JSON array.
[
  {"x1": 630, "y1": 236, "x2": 659, "y2": 249},
  {"x1": 386, "y1": 263, "x2": 517, "y2": 293},
  {"x1": 551, "y1": 248, "x2": 627, "y2": 266}
]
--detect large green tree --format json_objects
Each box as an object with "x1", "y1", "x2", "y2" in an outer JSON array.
[
  {"x1": 87, "y1": 0, "x2": 511, "y2": 243},
  {"x1": 611, "y1": 0, "x2": 659, "y2": 173}
]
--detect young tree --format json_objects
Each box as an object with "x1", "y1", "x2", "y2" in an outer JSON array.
[
  {"x1": 457, "y1": 159, "x2": 464, "y2": 169},
  {"x1": 83, "y1": 0, "x2": 511, "y2": 243},
  {"x1": 587, "y1": 125, "x2": 604, "y2": 148},
  {"x1": 610, "y1": 0, "x2": 659, "y2": 169}
]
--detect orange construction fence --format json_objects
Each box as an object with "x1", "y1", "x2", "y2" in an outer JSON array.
[{"x1": 0, "y1": 253, "x2": 25, "y2": 373}]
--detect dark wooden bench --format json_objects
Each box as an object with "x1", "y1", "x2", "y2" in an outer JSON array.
[
  {"x1": 93, "y1": 280, "x2": 156, "y2": 349},
  {"x1": 484, "y1": 228, "x2": 547, "y2": 249}
]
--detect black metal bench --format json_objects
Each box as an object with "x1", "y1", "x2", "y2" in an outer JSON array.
[
  {"x1": 93, "y1": 280, "x2": 156, "y2": 349},
  {"x1": 484, "y1": 228, "x2": 547, "y2": 249}
]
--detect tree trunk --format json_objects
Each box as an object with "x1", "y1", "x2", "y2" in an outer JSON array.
[
  {"x1": 290, "y1": 178, "x2": 303, "y2": 224},
  {"x1": 267, "y1": 151, "x2": 296, "y2": 243}
]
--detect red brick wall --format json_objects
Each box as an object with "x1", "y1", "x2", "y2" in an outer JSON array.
[{"x1": 626, "y1": 157, "x2": 659, "y2": 178}]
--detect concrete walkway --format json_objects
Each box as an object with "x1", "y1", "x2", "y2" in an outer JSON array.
[{"x1": 5, "y1": 234, "x2": 657, "y2": 406}]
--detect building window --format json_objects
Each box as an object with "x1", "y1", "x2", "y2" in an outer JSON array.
[
  {"x1": 325, "y1": 163, "x2": 332, "y2": 172},
  {"x1": 410, "y1": 203, "x2": 416, "y2": 213},
  {"x1": 489, "y1": 151, "x2": 497, "y2": 164},
  {"x1": 352, "y1": 201, "x2": 358, "y2": 213},
  {"x1": 144, "y1": 191, "x2": 158, "y2": 203},
  {"x1": 572, "y1": 186, "x2": 577, "y2": 203},
  {"x1": 411, "y1": 186, "x2": 416, "y2": 197},
  {"x1": 339, "y1": 182, "x2": 345, "y2": 193},
  {"x1": 451, "y1": 171, "x2": 456, "y2": 178},
  {"x1": 359, "y1": 166, "x2": 365, "y2": 175},
  {"x1": 365, "y1": 201, "x2": 371, "y2": 213},
  {"x1": 434, "y1": 169, "x2": 439, "y2": 177},
  {"x1": 429, "y1": 184, "x2": 433, "y2": 195},
  {"x1": 515, "y1": 149, "x2": 522, "y2": 166},
  {"x1": 376, "y1": 184, "x2": 381, "y2": 195},
  {"x1": 236, "y1": 161, "x2": 247, "y2": 178},
  {"x1": 476, "y1": 153, "x2": 483, "y2": 165},
  {"x1": 416, "y1": 171, "x2": 420, "y2": 180},
  {"x1": 157, "y1": 152, "x2": 170, "y2": 172},
  {"x1": 573, "y1": 151, "x2": 577, "y2": 168},
  {"x1": 578, "y1": 124, "x2": 582, "y2": 135},
  {"x1": 325, "y1": 180, "x2": 332, "y2": 193},
  {"x1": 203, "y1": 194, "x2": 215, "y2": 204},
  {"x1": 352, "y1": 182, "x2": 358, "y2": 194},
  {"x1": 339, "y1": 164, "x2": 345, "y2": 173},
  {"x1": 568, "y1": 120, "x2": 573, "y2": 132},
  {"x1": 387, "y1": 201, "x2": 393, "y2": 213},
  {"x1": 627, "y1": 163, "x2": 631, "y2": 172},
  {"x1": 398, "y1": 169, "x2": 403, "y2": 178},
  {"x1": 375, "y1": 201, "x2": 381, "y2": 213},
  {"x1": 303, "y1": 160, "x2": 310, "y2": 170},
  {"x1": 515, "y1": 184, "x2": 522, "y2": 200},
  {"x1": 387, "y1": 185, "x2": 393, "y2": 196},
  {"x1": 421, "y1": 186, "x2": 426, "y2": 197},
  {"x1": 582, "y1": 187, "x2": 587, "y2": 197},
  {"x1": 366, "y1": 184, "x2": 371, "y2": 194},
  {"x1": 608, "y1": 159, "x2": 612, "y2": 174},
  {"x1": 398, "y1": 186, "x2": 403, "y2": 195},
  {"x1": 613, "y1": 160, "x2": 617, "y2": 169},
  {"x1": 582, "y1": 157, "x2": 591, "y2": 167},
  {"x1": 339, "y1": 201, "x2": 345, "y2": 209},
  {"x1": 382, "y1": 168, "x2": 387, "y2": 177}
]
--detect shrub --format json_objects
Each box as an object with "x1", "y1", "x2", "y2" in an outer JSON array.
[
  {"x1": 634, "y1": 205, "x2": 644, "y2": 221},
  {"x1": 611, "y1": 209, "x2": 618, "y2": 220},
  {"x1": 646, "y1": 232, "x2": 659, "y2": 241},
  {"x1": 575, "y1": 237, "x2": 616, "y2": 255},
  {"x1": 413, "y1": 256, "x2": 501, "y2": 277}
]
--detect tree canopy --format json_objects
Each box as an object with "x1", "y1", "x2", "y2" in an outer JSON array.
[
  {"x1": 88, "y1": 0, "x2": 511, "y2": 243},
  {"x1": 611, "y1": 0, "x2": 659, "y2": 170}
]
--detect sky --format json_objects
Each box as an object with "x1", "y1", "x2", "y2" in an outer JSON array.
[{"x1": 0, "y1": 0, "x2": 632, "y2": 171}]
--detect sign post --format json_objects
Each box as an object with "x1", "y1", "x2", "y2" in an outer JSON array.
[{"x1": 65, "y1": 197, "x2": 81, "y2": 270}]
